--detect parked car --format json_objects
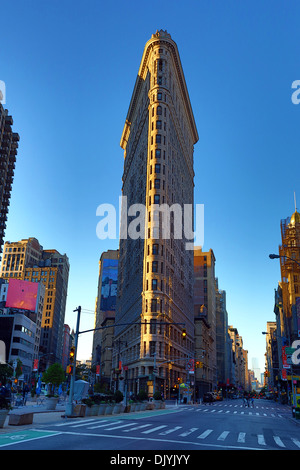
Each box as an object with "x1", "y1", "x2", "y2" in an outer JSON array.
[{"x1": 203, "y1": 392, "x2": 215, "y2": 403}]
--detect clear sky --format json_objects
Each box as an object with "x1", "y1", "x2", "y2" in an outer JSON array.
[{"x1": 1, "y1": 0, "x2": 299, "y2": 373}]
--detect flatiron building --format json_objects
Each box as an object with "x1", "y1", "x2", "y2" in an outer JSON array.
[{"x1": 115, "y1": 30, "x2": 198, "y2": 398}]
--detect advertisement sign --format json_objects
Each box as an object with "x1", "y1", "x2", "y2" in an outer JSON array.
[
  {"x1": 6, "y1": 279, "x2": 39, "y2": 312},
  {"x1": 282, "y1": 346, "x2": 290, "y2": 369},
  {"x1": 100, "y1": 259, "x2": 118, "y2": 311}
]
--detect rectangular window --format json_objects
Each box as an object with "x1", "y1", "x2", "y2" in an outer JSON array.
[
  {"x1": 150, "y1": 319, "x2": 157, "y2": 334},
  {"x1": 156, "y1": 134, "x2": 161, "y2": 144},
  {"x1": 152, "y1": 244, "x2": 159, "y2": 255},
  {"x1": 152, "y1": 279, "x2": 158, "y2": 290},
  {"x1": 152, "y1": 261, "x2": 158, "y2": 273},
  {"x1": 155, "y1": 163, "x2": 161, "y2": 174}
]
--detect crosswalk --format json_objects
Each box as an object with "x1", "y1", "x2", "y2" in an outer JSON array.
[
  {"x1": 50, "y1": 417, "x2": 300, "y2": 449},
  {"x1": 180, "y1": 403, "x2": 288, "y2": 418}
]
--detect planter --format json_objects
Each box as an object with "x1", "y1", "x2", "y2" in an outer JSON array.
[
  {"x1": 104, "y1": 403, "x2": 113, "y2": 415},
  {"x1": 98, "y1": 403, "x2": 107, "y2": 415},
  {"x1": 129, "y1": 403, "x2": 136, "y2": 412},
  {"x1": 74, "y1": 404, "x2": 86, "y2": 417},
  {"x1": 154, "y1": 400, "x2": 161, "y2": 409},
  {"x1": 113, "y1": 403, "x2": 125, "y2": 414},
  {"x1": 135, "y1": 403, "x2": 141, "y2": 412},
  {"x1": 45, "y1": 397, "x2": 59, "y2": 410},
  {"x1": 0, "y1": 409, "x2": 9, "y2": 428},
  {"x1": 140, "y1": 402, "x2": 147, "y2": 411},
  {"x1": 146, "y1": 402, "x2": 155, "y2": 410},
  {"x1": 85, "y1": 406, "x2": 94, "y2": 417},
  {"x1": 90, "y1": 404, "x2": 99, "y2": 416}
]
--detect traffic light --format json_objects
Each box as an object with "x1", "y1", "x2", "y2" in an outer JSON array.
[
  {"x1": 182, "y1": 328, "x2": 187, "y2": 340},
  {"x1": 69, "y1": 346, "x2": 75, "y2": 364}
]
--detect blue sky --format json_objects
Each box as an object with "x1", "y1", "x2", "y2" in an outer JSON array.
[{"x1": 1, "y1": 0, "x2": 299, "y2": 373}]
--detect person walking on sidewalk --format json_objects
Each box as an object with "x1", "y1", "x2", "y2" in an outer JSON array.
[{"x1": 22, "y1": 383, "x2": 29, "y2": 405}]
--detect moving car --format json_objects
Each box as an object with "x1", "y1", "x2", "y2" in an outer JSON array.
[{"x1": 203, "y1": 392, "x2": 215, "y2": 403}]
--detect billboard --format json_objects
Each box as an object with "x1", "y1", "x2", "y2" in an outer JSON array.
[
  {"x1": 6, "y1": 279, "x2": 39, "y2": 312},
  {"x1": 100, "y1": 258, "x2": 118, "y2": 311}
]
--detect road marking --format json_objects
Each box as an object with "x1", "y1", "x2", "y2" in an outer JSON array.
[
  {"x1": 179, "y1": 427, "x2": 198, "y2": 437},
  {"x1": 103, "y1": 422, "x2": 138, "y2": 431},
  {"x1": 238, "y1": 432, "x2": 246, "y2": 443},
  {"x1": 123, "y1": 424, "x2": 152, "y2": 432},
  {"x1": 217, "y1": 431, "x2": 230, "y2": 441},
  {"x1": 87, "y1": 421, "x2": 123, "y2": 429},
  {"x1": 198, "y1": 429, "x2": 213, "y2": 439},
  {"x1": 55, "y1": 418, "x2": 99, "y2": 427},
  {"x1": 273, "y1": 436, "x2": 285, "y2": 448},
  {"x1": 257, "y1": 434, "x2": 266, "y2": 445},
  {"x1": 291, "y1": 438, "x2": 300, "y2": 448},
  {"x1": 0, "y1": 430, "x2": 61, "y2": 448},
  {"x1": 142, "y1": 425, "x2": 167, "y2": 434},
  {"x1": 40, "y1": 429, "x2": 267, "y2": 451},
  {"x1": 159, "y1": 426, "x2": 182, "y2": 435}
]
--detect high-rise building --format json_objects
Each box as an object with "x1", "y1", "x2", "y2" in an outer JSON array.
[
  {"x1": 279, "y1": 208, "x2": 300, "y2": 328},
  {"x1": 0, "y1": 238, "x2": 69, "y2": 369},
  {"x1": 271, "y1": 207, "x2": 300, "y2": 393},
  {"x1": 115, "y1": 30, "x2": 198, "y2": 398},
  {"x1": 194, "y1": 247, "x2": 217, "y2": 390},
  {"x1": 0, "y1": 104, "x2": 19, "y2": 254},
  {"x1": 92, "y1": 249, "x2": 118, "y2": 387}
]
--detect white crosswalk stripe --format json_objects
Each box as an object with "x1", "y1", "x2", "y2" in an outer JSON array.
[
  {"x1": 159, "y1": 426, "x2": 182, "y2": 435},
  {"x1": 142, "y1": 425, "x2": 168, "y2": 434},
  {"x1": 237, "y1": 432, "x2": 246, "y2": 443},
  {"x1": 273, "y1": 436, "x2": 285, "y2": 448},
  {"x1": 198, "y1": 429, "x2": 213, "y2": 439},
  {"x1": 291, "y1": 438, "x2": 300, "y2": 448},
  {"x1": 217, "y1": 431, "x2": 230, "y2": 441},
  {"x1": 179, "y1": 427, "x2": 198, "y2": 437},
  {"x1": 257, "y1": 434, "x2": 266, "y2": 446},
  {"x1": 49, "y1": 411, "x2": 299, "y2": 449}
]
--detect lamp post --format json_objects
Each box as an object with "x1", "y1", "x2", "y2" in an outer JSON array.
[{"x1": 269, "y1": 253, "x2": 300, "y2": 268}]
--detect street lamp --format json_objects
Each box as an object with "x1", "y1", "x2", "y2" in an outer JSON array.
[{"x1": 269, "y1": 253, "x2": 300, "y2": 268}]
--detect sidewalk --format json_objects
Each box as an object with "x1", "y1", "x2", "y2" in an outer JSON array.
[
  {"x1": 0, "y1": 399, "x2": 67, "y2": 434},
  {"x1": 0, "y1": 400, "x2": 180, "y2": 434}
]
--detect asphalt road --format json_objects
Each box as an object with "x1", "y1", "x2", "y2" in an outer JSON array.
[{"x1": 0, "y1": 399, "x2": 299, "y2": 453}]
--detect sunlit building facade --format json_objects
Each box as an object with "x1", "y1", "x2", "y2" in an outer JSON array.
[{"x1": 115, "y1": 30, "x2": 198, "y2": 398}]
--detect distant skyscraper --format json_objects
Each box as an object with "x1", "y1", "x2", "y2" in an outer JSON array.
[
  {"x1": 115, "y1": 30, "x2": 198, "y2": 398},
  {"x1": 0, "y1": 237, "x2": 69, "y2": 368},
  {"x1": 93, "y1": 249, "x2": 118, "y2": 386},
  {"x1": 0, "y1": 104, "x2": 19, "y2": 254}
]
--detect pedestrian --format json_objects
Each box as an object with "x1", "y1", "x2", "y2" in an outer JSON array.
[
  {"x1": 243, "y1": 391, "x2": 248, "y2": 407},
  {"x1": 22, "y1": 383, "x2": 29, "y2": 405}
]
